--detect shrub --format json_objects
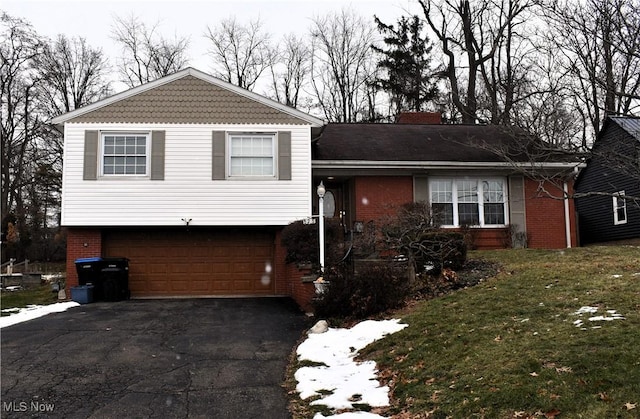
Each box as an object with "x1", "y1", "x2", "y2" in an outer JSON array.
[
  {"x1": 313, "y1": 261, "x2": 412, "y2": 319},
  {"x1": 412, "y1": 231, "x2": 467, "y2": 272},
  {"x1": 380, "y1": 202, "x2": 467, "y2": 274},
  {"x1": 281, "y1": 218, "x2": 343, "y2": 270}
]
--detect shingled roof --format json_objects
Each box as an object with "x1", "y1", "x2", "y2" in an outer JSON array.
[
  {"x1": 51, "y1": 68, "x2": 324, "y2": 126},
  {"x1": 312, "y1": 123, "x2": 537, "y2": 163}
]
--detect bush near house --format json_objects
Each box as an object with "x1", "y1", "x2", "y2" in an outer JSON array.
[
  {"x1": 280, "y1": 218, "x2": 344, "y2": 270},
  {"x1": 380, "y1": 202, "x2": 467, "y2": 274},
  {"x1": 312, "y1": 261, "x2": 411, "y2": 319},
  {"x1": 282, "y1": 202, "x2": 472, "y2": 319}
]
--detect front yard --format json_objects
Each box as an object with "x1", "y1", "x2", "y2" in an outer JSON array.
[{"x1": 290, "y1": 246, "x2": 640, "y2": 418}]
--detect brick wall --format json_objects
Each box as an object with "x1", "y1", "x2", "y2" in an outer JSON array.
[
  {"x1": 524, "y1": 178, "x2": 577, "y2": 249},
  {"x1": 274, "y1": 229, "x2": 315, "y2": 313},
  {"x1": 66, "y1": 228, "x2": 102, "y2": 293},
  {"x1": 466, "y1": 228, "x2": 510, "y2": 250},
  {"x1": 354, "y1": 176, "x2": 414, "y2": 223}
]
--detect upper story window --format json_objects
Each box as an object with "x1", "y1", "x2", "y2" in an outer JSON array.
[
  {"x1": 229, "y1": 133, "x2": 275, "y2": 177},
  {"x1": 102, "y1": 133, "x2": 149, "y2": 176},
  {"x1": 429, "y1": 178, "x2": 507, "y2": 227},
  {"x1": 613, "y1": 191, "x2": 627, "y2": 225}
]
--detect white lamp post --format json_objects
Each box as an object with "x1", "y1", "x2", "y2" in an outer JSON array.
[{"x1": 317, "y1": 181, "x2": 326, "y2": 273}]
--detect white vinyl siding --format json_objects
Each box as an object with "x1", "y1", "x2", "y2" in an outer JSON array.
[
  {"x1": 613, "y1": 191, "x2": 627, "y2": 225},
  {"x1": 429, "y1": 177, "x2": 508, "y2": 227},
  {"x1": 61, "y1": 123, "x2": 312, "y2": 226}
]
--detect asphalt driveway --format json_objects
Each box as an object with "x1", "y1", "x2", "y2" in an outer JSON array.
[{"x1": 1, "y1": 298, "x2": 308, "y2": 419}]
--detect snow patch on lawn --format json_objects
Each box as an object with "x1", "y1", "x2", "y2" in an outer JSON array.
[
  {"x1": 296, "y1": 319, "x2": 407, "y2": 418},
  {"x1": 0, "y1": 302, "x2": 80, "y2": 329},
  {"x1": 572, "y1": 306, "x2": 625, "y2": 329}
]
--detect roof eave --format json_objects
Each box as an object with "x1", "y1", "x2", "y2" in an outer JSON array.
[{"x1": 312, "y1": 160, "x2": 585, "y2": 171}]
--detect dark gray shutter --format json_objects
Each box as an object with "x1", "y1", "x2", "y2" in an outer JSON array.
[
  {"x1": 83, "y1": 130, "x2": 99, "y2": 180},
  {"x1": 150, "y1": 131, "x2": 165, "y2": 180},
  {"x1": 212, "y1": 131, "x2": 226, "y2": 180},
  {"x1": 278, "y1": 131, "x2": 292, "y2": 180},
  {"x1": 508, "y1": 175, "x2": 527, "y2": 248},
  {"x1": 414, "y1": 177, "x2": 429, "y2": 202}
]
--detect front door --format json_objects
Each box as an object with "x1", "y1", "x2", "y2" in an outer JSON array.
[{"x1": 316, "y1": 180, "x2": 352, "y2": 233}]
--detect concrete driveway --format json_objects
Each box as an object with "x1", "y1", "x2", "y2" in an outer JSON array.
[{"x1": 1, "y1": 298, "x2": 308, "y2": 419}]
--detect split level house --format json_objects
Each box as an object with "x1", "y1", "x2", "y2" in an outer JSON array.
[
  {"x1": 52, "y1": 68, "x2": 580, "y2": 310},
  {"x1": 574, "y1": 116, "x2": 640, "y2": 244}
]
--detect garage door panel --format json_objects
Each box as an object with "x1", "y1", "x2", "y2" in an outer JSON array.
[
  {"x1": 170, "y1": 280, "x2": 189, "y2": 292},
  {"x1": 149, "y1": 280, "x2": 170, "y2": 292},
  {"x1": 103, "y1": 229, "x2": 275, "y2": 296},
  {"x1": 150, "y1": 264, "x2": 169, "y2": 274},
  {"x1": 190, "y1": 280, "x2": 211, "y2": 292}
]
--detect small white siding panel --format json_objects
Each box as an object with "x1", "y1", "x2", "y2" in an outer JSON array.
[{"x1": 61, "y1": 123, "x2": 312, "y2": 226}]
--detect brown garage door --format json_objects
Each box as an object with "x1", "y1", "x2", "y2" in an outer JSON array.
[{"x1": 103, "y1": 229, "x2": 276, "y2": 297}]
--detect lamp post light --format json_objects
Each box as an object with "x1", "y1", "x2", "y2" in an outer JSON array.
[{"x1": 317, "y1": 181, "x2": 326, "y2": 273}]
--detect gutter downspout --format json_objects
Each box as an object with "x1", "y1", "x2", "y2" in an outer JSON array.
[{"x1": 563, "y1": 181, "x2": 572, "y2": 248}]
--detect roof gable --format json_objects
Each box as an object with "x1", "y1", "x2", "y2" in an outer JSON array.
[
  {"x1": 610, "y1": 116, "x2": 640, "y2": 141},
  {"x1": 52, "y1": 68, "x2": 324, "y2": 126}
]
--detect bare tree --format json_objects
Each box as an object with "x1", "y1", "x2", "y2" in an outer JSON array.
[
  {"x1": 309, "y1": 8, "x2": 379, "y2": 122},
  {"x1": 268, "y1": 33, "x2": 309, "y2": 108},
  {"x1": 418, "y1": 0, "x2": 537, "y2": 124},
  {"x1": 33, "y1": 34, "x2": 112, "y2": 248},
  {"x1": 204, "y1": 16, "x2": 275, "y2": 91},
  {"x1": 542, "y1": 0, "x2": 640, "y2": 143},
  {"x1": 112, "y1": 14, "x2": 190, "y2": 87},
  {"x1": 1, "y1": 13, "x2": 46, "y2": 259},
  {"x1": 35, "y1": 35, "x2": 111, "y2": 117}
]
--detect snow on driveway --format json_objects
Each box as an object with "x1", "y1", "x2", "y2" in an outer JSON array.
[{"x1": 0, "y1": 302, "x2": 80, "y2": 329}]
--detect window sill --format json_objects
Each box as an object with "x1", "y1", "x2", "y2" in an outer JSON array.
[{"x1": 440, "y1": 225, "x2": 508, "y2": 229}]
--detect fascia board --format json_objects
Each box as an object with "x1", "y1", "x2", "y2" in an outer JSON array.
[{"x1": 312, "y1": 160, "x2": 584, "y2": 170}]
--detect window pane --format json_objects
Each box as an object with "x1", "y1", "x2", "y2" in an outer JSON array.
[
  {"x1": 457, "y1": 180, "x2": 478, "y2": 203},
  {"x1": 431, "y1": 180, "x2": 452, "y2": 203},
  {"x1": 483, "y1": 180, "x2": 504, "y2": 203},
  {"x1": 102, "y1": 134, "x2": 147, "y2": 176},
  {"x1": 323, "y1": 191, "x2": 336, "y2": 218},
  {"x1": 458, "y1": 203, "x2": 479, "y2": 225},
  {"x1": 433, "y1": 203, "x2": 453, "y2": 225},
  {"x1": 614, "y1": 194, "x2": 627, "y2": 223},
  {"x1": 229, "y1": 134, "x2": 274, "y2": 176},
  {"x1": 484, "y1": 203, "x2": 505, "y2": 225}
]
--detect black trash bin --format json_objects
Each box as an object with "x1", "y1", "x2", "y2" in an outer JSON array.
[
  {"x1": 74, "y1": 257, "x2": 130, "y2": 302},
  {"x1": 100, "y1": 258, "x2": 130, "y2": 301},
  {"x1": 75, "y1": 257, "x2": 105, "y2": 300}
]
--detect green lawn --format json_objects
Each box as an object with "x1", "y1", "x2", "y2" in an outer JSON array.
[
  {"x1": 357, "y1": 246, "x2": 640, "y2": 418},
  {"x1": 0, "y1": 284, "x2": 60, "y2": 315}
]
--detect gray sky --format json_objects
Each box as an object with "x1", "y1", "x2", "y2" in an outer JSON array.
[{"x1": 4, "y1": 0, "x2": 418, "y2": 92}]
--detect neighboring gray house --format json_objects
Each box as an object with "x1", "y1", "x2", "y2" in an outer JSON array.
[{"x1": 575, "y1": 116, "x2": 640, "y2": 244}]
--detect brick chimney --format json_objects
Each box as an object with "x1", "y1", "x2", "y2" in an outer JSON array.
[{"x1": 396, "y1": 112, "x2": 442, "y2": 124}]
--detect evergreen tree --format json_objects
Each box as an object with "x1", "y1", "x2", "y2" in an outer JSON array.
[{"x1": 372, "y1": 15, "x2": 439, "y2": 117}]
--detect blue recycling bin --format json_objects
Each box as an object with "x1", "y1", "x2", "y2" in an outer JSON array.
[{"x1": 71, "y1": 285, "x2": 94, "y2": 304}]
